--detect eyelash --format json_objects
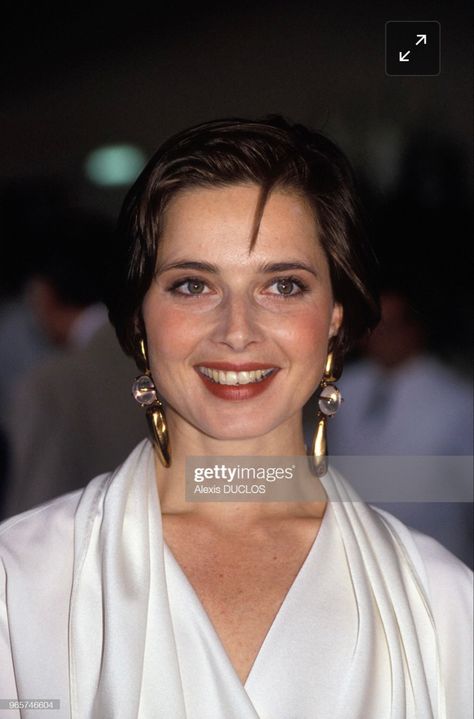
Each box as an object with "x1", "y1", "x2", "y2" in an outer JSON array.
[{"x1": 166, "y1": 275, "x2": 310, "y2": 298}]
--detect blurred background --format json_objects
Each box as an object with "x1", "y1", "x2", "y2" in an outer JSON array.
[
  {"x1": 1, "y1": 0, "x2": 472, "y2": 357},
  {"x1": 0, "y1": 1, "x2": 472, "y2": 560}
]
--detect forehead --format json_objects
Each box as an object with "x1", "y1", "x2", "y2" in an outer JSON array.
[{"x1": 157, "y1": 183, "x2": 322, "y2": 263}]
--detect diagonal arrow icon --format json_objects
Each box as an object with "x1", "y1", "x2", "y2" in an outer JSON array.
[{"x1": 386, "y1": 21, "x2": 440, "y2": 76}]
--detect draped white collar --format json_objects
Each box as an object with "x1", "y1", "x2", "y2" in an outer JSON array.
[{"x1": 68, "y1": 440, "x2": 445, "y2": 718}]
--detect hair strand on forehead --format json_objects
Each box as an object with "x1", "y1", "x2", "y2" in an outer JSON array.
[{"x1": 248, "y1": 184, "x2": 273, "y2": 253}]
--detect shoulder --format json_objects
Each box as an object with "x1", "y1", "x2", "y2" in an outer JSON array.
[
  {"x1": 0, "y1": 441, "x2": 148, "y2": 571},
  {"x1": 0, "y1": 472, "x2": 109, "y2": 574},
  {"x1": 409, "y1": 525, "x2": 473, "y2": 615},
  {"x1": 0, "y1": 490, "x2": 81, "y2": 573},
  {"x1": 0, "y1": 480, "x2": 105, "y2": 701},
  {"x1": 0, "y1": 489, "x2": 84, "y2": 680},
  {"x1": 0, "y1": 470, "x2": 111, "y2": 670},
  {"x1": 372, "y1": 505, "x2": 472, "y2": 596},
  {"x1": 371, "y1": 504, "x2": 473, "y2": 705}
]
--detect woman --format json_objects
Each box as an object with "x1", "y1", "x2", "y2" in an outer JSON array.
[{"x1": 0, "y1": 117, "x2": 472, "y2": 719}]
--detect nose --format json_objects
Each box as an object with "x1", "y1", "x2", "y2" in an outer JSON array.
[{"x1": 211, "y1": 292, "x2": 264, "y2": 352}]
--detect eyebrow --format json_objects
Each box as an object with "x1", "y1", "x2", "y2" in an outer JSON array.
[
  {"x1": 156, "y1": 261, "x2": 218, "y2": 275},
  {"x1": 156, "y1": 260, "x2": 318, "y2": 277}
]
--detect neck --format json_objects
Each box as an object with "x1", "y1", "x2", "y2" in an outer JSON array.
[{"x1": 153, "y1": 410, "x2": 324, "y2": 527}]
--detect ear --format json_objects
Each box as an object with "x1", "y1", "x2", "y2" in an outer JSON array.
[{"x1": 329, "y1": 302, "x2": 343, "y2": 339}]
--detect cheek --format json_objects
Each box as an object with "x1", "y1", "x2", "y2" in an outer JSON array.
[
  {"x1": 275, "y1": 307, "x2": 332, "y2": 357},
  {"x1": 144, "y1": 304, "x2": 203, "y2": 363}
]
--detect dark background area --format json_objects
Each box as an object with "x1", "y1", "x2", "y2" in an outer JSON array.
[{"x1": 1, "y1": 0, "x2": 472, "y2": 367}]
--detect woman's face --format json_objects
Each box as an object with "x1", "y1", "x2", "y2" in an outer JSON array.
[{"x1": 142, "y1": 183, "x2": 342, "y2": 442}]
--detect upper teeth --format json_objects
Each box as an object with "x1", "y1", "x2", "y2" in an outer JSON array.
[{"x1": 198, "y1": 367, "x2": 276, "y2": 385}]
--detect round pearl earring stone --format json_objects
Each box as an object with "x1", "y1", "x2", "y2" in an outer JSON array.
[
  {"x1": 132, "y1": 375, "x2": 157, "y2": 406},
  {"x1": 318, "y1": 385, "x2": 342, "y2": 415}
]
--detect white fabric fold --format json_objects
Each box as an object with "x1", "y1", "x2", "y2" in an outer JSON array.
[
  {"x1": 69, "y1": 442, "x2": 187, "y2": 718},
  {"x1": 322, "y1": 471, "x2": 444, "y2": 718},
  {"x1": 66, "y1": 440, "x2": 449, "y2": 718}
]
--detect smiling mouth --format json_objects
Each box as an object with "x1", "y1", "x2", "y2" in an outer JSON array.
[{"x1": 197, "y1": 366, "x2": 278, "y2": 386}]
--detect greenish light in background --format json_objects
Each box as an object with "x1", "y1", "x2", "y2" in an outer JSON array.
[{"x1": 85, "y1": 144, "x2": 147, "y2": 186}]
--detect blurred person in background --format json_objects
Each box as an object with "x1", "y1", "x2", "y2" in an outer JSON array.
[
  {"x1": 2, "y1": 209, "x2": 145, "y2": 518},
  {"x1": 0, "y1": 182, "x2": 64, "y2": 505},
  {"x1": 0, "y1": 183, "x2": 66, "y2": 420},
  {"x1": 320, "y1": 284, "x2": 473, "y2": 566}
]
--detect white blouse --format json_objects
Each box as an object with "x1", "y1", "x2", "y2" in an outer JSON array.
[{"x1": 0, "y1": 440, "x2": 472, "y2": 718}]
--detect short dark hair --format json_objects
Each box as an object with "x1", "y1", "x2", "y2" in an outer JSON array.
[{"x1": 105, "y1": 116, "x2": 380, "y2": 370}]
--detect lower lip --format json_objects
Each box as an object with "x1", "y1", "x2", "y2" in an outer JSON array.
[{"x1": 195, "y1": 369, "x2": 279, "y2": 400}]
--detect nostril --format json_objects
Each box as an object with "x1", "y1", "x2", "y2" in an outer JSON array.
[{"x1": 211, "y1": 302, "x2": 263, "y2": 350}]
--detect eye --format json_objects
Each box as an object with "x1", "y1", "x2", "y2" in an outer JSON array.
[
  {"x1": 266, "y1": 277, "x2": 308, "y2": 297},
  {"x1": 167, "y1": 277, "x2": 213, "y2": 296},
  {"x1": 183, "y1": 279, "x2": 206, "y2": 295}
]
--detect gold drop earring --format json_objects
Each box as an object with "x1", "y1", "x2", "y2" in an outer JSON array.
[
  {"x1": 131, "y1": 338, "x2": 171, "y2": 467},
  {"x1": 311, "y1": 352, "x2": 342, "y2": 477}
]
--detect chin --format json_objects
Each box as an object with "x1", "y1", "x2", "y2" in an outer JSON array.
[
  {"x1": 197, "y1": 414, "x2": 288, "y2": 443},
  {"x1": 166, "y1": 394, "x2": 300, "y2": 444}
]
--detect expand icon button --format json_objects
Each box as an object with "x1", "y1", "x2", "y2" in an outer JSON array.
[{"x1": 385, "y1": 21, "x2": 441, "y2": 76}]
